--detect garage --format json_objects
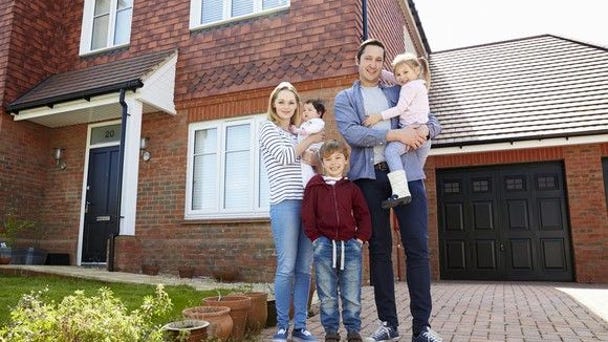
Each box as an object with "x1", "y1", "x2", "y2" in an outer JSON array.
[{"x1": 436, "y1": 161, "x2": 573, "y2": 281}]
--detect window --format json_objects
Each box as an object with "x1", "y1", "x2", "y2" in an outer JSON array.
[
  {"x1": 80, "y1": 0, "x2": 133, "y2": 54},
  {"x1": 186, "y1": 116, "x2": 269, "y2": 219},
  {"x1": 189, "y1": 0, "x2": 289, "y2": 29}
]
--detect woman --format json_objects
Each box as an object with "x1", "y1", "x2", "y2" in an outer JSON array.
[{"x1": 258, "y1": 82, "x2": 323, "y2": 342}]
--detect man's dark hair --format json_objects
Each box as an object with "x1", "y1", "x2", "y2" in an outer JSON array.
[{"x1": 357, "y1": 39, "x2": 386, "y2": 63}]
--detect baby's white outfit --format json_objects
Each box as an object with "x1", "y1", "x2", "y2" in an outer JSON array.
[{"x1": 295, "y1": 118, "x2": 325, "y2": 187}]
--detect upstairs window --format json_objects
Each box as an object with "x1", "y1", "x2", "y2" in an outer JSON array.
[
  {"x1": 189, "y1": 0, "x2": 289, "y2": 29},
  {"x1": 185, "y1": 116, "x2": 269, "y2": 220},
  {"x1": 80, "y1": 0, "x2": 133, "y2": 55}
]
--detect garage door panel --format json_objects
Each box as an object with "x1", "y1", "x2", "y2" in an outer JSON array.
[
  {"x1": 444, "y1": 203, "x2": 465, "y2": 231},
  {"x1": 474, "y1": 240, "x2": 497, "y2": 269},
  {"x1": 445, "y1": 240, "x2": 466, "y2": 270},
  {"x1": 539, "y1": 198, "x2": 564, "y2": 230},
  {"x1": 541, "y1": 238, "x2": 567, "y2": 270},
  {"x1": 509, "y1": 238, "x2": 534, "y2": 269},
  {"x1": 507, "y1": 199, "x2": 529, "y2": 230},
  {"x1": 473, "y1": 201, "x2": 494, "y2": 230}
]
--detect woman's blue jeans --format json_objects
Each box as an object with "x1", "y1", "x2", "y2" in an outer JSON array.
[
  {"x1": 270, "y1": 200, "x2": 313, "y2": 330},
  {"x1": 313, "y1": 237, "x2": 363, "y2": 334}
]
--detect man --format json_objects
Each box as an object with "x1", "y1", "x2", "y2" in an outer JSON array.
[{"x1": 335, "y1": 39, "x2": 442, "y2": 342}]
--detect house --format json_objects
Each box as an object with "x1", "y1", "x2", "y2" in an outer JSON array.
[
  {"x1": 0, "y1": 0, "x2": 427, "y2": 281},
  {"x1": 1, "y1": 1, "x2": 606, "y2": 284}
]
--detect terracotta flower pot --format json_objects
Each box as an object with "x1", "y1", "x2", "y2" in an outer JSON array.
[
  {"x1": 182, "y1": 305, "x2": 233, "y2": 342},
  {"x1": 203, "y1": 295, "x2": 251, "y2": 341},
  {"x1": 162, "y1": 319, "x2": 209, "y2": 342},
  {"x1": 242, "y1": 292, "x2": 268, "y2": 333}
]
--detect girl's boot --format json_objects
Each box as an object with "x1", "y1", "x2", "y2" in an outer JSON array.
[{"x1": 382, "y1": 170, "x2": 412, "y2": 209}]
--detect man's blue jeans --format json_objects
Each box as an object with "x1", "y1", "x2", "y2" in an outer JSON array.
[
  {"x1": 313, "y1": 237, "x2": 363, "y2": 334},
  {"x1": 270, "y1": 200, "x2": 313, "y2": 330}
]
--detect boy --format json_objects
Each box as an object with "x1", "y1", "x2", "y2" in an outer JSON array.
[{"x1": 302, "y1": 139, "x2": 372, "y2": 342}]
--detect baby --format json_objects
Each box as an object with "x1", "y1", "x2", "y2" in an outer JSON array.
[{"x1": 291, "y1": 99, "x2": 326, "y2": 187}]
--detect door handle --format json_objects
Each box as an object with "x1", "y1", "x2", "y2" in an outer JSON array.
[{"x1": 499, "y1": 242, "x2": 505, "y2": 252}]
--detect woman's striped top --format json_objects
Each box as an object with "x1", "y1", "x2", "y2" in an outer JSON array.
[{"x1": 258, "y1": 119, "x2": 304, "y2": 205}]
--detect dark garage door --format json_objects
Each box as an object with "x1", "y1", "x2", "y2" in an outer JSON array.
[{"x1": 436, "y1": 162, "x2": 573, "y2": 281}]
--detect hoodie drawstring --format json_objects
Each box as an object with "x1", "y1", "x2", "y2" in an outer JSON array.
[{"x1": 331, "y1": 240, "x2": 345, "y2": 271}]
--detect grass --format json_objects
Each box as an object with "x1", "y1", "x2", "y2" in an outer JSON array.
[{"x1": 0, "y1": 273, "x2": 232, "y2": 328}]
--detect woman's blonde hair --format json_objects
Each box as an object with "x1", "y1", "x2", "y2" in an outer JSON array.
[
  {"x1": 266, "y1": 81, "x2": 302, "y2": 127},
  {"x1": 392, "y1": 52, "x2": 431, "y2": 88}
]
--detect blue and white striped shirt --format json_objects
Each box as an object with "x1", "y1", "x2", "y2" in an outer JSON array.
[{"x1": 258, "y1": 119, "x2": 305, "y2": 205}]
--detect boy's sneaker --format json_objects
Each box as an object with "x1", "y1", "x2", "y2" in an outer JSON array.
[
  {"x1": 365, "y1": 322, "x2": 400, "y2": 341},
  {"x1": 325, "y1": 331, "x2": 341, "y2": 342},
  {"x1": 411, "y1": 326, "x2": 442, "y2": 342},
  {"x1": 347, "y1": 331, "x2": 363, "y2": 342},
  {"x1": 293, "y1": 328, "x2": 318, "y2": 342},
  {"x1": 272, "y1": 327, "x2": 289, "y2": 342}
]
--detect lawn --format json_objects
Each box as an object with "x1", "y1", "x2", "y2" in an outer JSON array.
[{"x1": 0, "y1": 273, "x2": 232, "y2": 328}]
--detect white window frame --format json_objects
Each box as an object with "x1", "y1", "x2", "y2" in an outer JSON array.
[
  {"x1": 185, "y1": 115, "x2": 269, "y2": 220},
  {"x1": 79, "y1": 0, "x2": 133, "y2": 55},
  {"x1": 189, "y1": 0, "x2": 290, "y2": 30}
]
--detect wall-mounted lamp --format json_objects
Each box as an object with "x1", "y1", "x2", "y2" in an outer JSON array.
[
  {"x1": 140, "y1": 137, "x2": 151, "y2": 161},
  {"x1": 53, "y1": 147, "x2": 66, "y2": 170}
]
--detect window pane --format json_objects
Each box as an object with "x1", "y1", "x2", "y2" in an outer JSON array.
[
  {"x1": 224, "y1": 151, "x2": 249, "y2": 209},
  {"x1": 192, "y1": 155, "x2": 217, "y2": 210},
  {"x1": 263, "y1": 0, "x2": 288, "y2": 9},
  {"x1": 117, "y1": 0, "x2": 132, "y2": 10},
  {"x1": 91, "y1": 15, "x2": 109, "y2": 50},
  {"x1": 194, "y1": 129, "x2": 217, "y2": 154},
  {"x1": 224, "y1": 124, "x2": 251, "y2": 209},
  {"x1": 94, "y1": 0, "x2": 111, "y2": 15},
  {"x1": 114, "y1": 8, "x2": 132, "y2": 45},
  {"x1": 202, "y1": 0, "x2": 223, "y2": 24},
  {"x1": 232, "y1": 0, "x2": 253, "y2": 17}
]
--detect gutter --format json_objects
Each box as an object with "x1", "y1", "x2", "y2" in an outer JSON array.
[
  {"x1": 107, "y1": 88, "x2": 129, "y2": 272},
  {"x1": 361, "y1": 0, "x2": 368, "y2": 40}
]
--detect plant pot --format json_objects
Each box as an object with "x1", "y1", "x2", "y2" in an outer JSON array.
[
  {"x1": 203, "y1": 295, "x2": 251, "y2": 341},
  {"x1": 242, "y1": 292, "x2": 268, "y2": 333},
  {"x1": 178, "y1": 266, "x2": 195, "y2": 278},
  {"x1": 183, "y1": 306, "x2": 233, "y2": 342},
  {"x1": 141, "y1": 263, "x2": 160, "y2": 276},
  {"x1": 162, "y1": 319, "x2": 209, "y2": 342}
]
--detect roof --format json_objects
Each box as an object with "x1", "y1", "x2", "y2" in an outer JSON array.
[
  {"x1": 429, "y1": 35, "x2": 608, "y2": 148},
  {"x1": 7, "y1": 50, "x2": 176, "y2": 113}
]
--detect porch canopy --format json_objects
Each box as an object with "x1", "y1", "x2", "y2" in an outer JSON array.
[{"x1": 7, "y1": 49, "x2": 177, "y2": 127}]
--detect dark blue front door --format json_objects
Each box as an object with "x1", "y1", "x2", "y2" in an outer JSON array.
[{"x1": 82, "y1": 146, "x2": 120, "y2": 263}]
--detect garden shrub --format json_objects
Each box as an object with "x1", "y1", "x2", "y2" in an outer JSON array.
[{"x1": 0, "y1": 284, "x2": 172, "y2": 341}]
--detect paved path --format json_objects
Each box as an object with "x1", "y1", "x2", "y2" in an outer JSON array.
[{"x1": 1, "y1": 266, "x2": 607, "y2": 341}]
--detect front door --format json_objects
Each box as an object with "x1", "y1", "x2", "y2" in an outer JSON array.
[
  {"x1": 437, "y1": 162, "x2": 573, "y2": 281},
  {"x1": 82, "y1": 146, "x2": 120, "y2": 263}
]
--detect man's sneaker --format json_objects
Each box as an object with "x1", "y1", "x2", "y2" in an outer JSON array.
[
  {"x1": 365, "y1": 321, "x2": 400, "y2": 341},
  {"x1": 272, "y1": 327, "x2": 289, "y2": 342},
  {"x1": 411, "y1": 326, "x2": 442, "y2": 342},
  {"x1": 347, "y1": 331, "x2": 363, "y2": 342},
  {"x1": 325, "y1": 331, "x2": 341, "y2": 342},
  {"x1": 293, "y1": 328, "x2": 318, "y2": 342}
]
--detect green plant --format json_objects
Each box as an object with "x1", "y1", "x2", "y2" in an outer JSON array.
[{"x1": 0, "y1": 284, "x2": 173, "y2": 342}]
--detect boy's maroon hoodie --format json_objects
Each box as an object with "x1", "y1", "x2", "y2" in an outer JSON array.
[{"x1": 302, "y1": 174, "x2": 372, "y2": 242}]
